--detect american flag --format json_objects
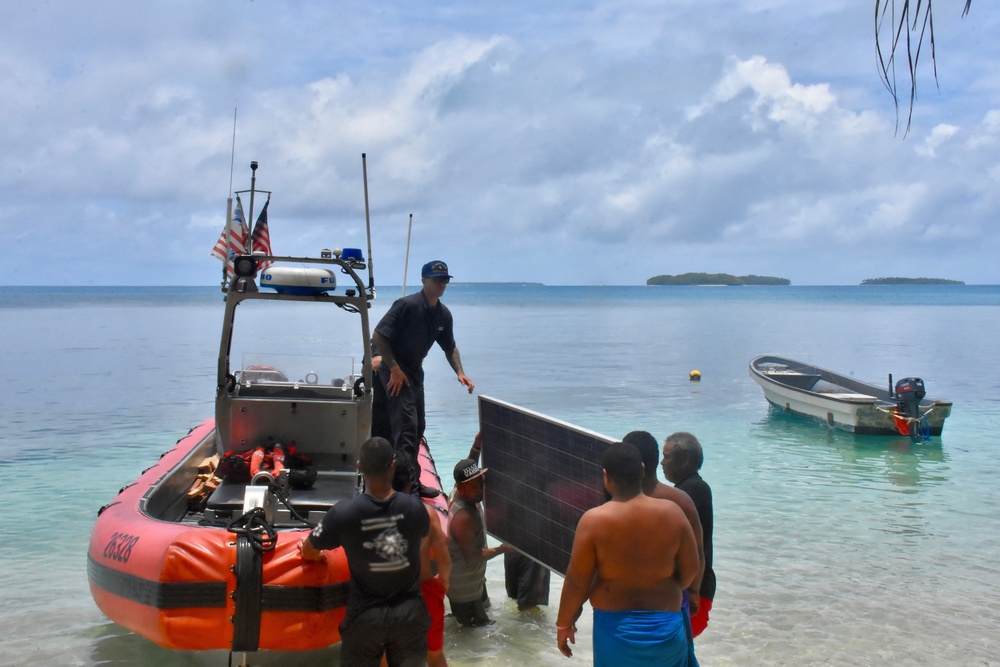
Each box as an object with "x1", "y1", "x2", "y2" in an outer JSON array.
[
  {"x1": 210, "y1": 196, "x2": 248, "y2": 275},
  {"x1": 251, "y1": 197, "x2": 273, "y2": 269}
]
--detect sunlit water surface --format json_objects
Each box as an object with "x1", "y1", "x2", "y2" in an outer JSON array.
[{"x1": 2, "y1": 285, "x2": 998, "y2": 666}]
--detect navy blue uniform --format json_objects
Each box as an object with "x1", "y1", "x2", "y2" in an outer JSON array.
[{"x1": 372, "y1": 290, "x2": 456, "y2": 472}]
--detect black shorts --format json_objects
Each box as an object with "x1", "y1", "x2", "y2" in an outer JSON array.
[
  {"x1": 339, "y1": 596, "x2": 430, "y2": 667},
  {"x1": 449, "y1": 591, "x2": 493, "y2": 628},
  {"x1": 504, "y1": 551, "x2": 550, "y2": 609}
]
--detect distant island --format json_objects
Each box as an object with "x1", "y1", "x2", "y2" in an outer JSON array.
[
  {"x1": 647, "y1": 272, "x2": 790, "y2": 286},
  {"x1": 860, "y1": 277, "x2": 964, "y2": 285}
]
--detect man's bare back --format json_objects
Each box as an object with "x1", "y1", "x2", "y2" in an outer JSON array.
[
  {"x1": 574, "y1": 494, "x2": 697, "y2": 612},
  {"x1": 556, "y1": 443, "x2": 701, "y2": 660},
  {"x1": 647, "y1": 481, "x2": 702, "y2": 543},
  {"x1": 422, "y1": 504, "x2": 450, "y2": 588}
]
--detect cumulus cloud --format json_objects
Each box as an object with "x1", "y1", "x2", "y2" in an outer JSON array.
[
  {"x1": 1, "y1": 0, "x2": 998, "y2": 285},
  {"x1": 916, "y1": 124, "x2": 960, "y2": 157}
]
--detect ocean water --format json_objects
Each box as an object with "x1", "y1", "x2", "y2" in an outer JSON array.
[{"x1": 2, "y1": 284, "x2": 999, "y2": 666}]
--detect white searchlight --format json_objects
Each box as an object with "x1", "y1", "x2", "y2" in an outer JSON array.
[{"x1": 259, "y1": 266, "x2": 337, "y2": 295}]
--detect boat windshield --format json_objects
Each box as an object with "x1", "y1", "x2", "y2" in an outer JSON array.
[
  {"x1": 237, "y1": 352, "x2": 356, "y2": 389},
  {"x1": 225, "y1": 294, "x2": 369, "y2": 390}
]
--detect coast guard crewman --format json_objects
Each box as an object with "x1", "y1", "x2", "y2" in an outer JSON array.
[{"x1": 371, "y1": 259, "x2": 474, "y2": 499}]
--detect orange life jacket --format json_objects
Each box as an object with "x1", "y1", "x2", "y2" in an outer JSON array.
[{"x1": 250, "y1": 445, "x2": 286, "y2": 476}]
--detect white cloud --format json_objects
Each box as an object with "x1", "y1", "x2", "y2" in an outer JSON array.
[
  {"x1": 916, "y1": 124, "x2": 960, "y2": 157},
  {"x1": 1, "y1": 1, "x2": 998, "y2": 285},
  {"x1": 688, "y1": 56, "x2": 837, "y2": 134}
]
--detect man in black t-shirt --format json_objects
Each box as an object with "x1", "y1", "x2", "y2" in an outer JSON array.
[
  {"x1": 371, "y1": 259, "x2": 474, "y2": 498},
  {"x1": 662, "y1": 431, "x2": 716, "y2": 638},
  {"x1": 300, "y1": 437, "x2": 430, "y2": 666}
]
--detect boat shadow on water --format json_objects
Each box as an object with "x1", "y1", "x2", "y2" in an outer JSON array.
[
  {"x1": 752, "y1": 407, "x2": 948, "y2": 488},
  {"x1": 88, "y1": 620, "x2": 341, "y2": 666}
]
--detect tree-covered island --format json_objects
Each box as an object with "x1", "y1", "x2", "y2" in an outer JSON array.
[
  {"x1": 860, "y1": 277, "x2": 964, "y2": 285},
  {"x1": 647, "y1": 273, "x2": 790, "y2": 286}
]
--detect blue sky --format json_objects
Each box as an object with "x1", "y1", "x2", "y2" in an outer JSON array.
[{"x1": 4, "y1": 1, "x2": 999, "y2": 285}]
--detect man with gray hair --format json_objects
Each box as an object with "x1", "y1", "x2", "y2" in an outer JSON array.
[
  {"x1": 623, "y1": 430, "x2": 705, "y2": 618},
  {"x1": 662, "y1": 431, "x2": 715, "y2": 638}
]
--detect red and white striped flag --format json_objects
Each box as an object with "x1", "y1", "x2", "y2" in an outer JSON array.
[
  {"x1": 210, "y1": 196, "x2": 248, "y2": 275},
  {"x1": 251, "y1": 197, "x2": 273, "y2": 269}
]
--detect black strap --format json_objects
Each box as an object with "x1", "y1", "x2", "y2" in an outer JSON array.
[{"x1": 231, "y1": 533, "x2": 263, "y2": 652}]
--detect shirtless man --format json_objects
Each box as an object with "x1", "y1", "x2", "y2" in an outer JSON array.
[
  {"x1": 555, "y1": 442, "x2": 699, "y2": 666},
  {"x1": 622, "y1": 431, "x2": 706, "y2": 621}
]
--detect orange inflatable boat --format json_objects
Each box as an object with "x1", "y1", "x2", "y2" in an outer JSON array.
[
  {"x1": 87, "y1": 419, "x2": 448, "y2": 652},
  {"x1": 88, "y1": 170, "x2": 449, "y2": 656}
]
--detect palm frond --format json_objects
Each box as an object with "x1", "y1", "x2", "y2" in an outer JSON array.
[{"x1": 874, "y1": 0, "x2": 972, "y2": 136}]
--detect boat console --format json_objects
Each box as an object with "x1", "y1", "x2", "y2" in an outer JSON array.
[
  {"x1": 225, "y1": 353, "x2": 364, "y2": 469},
  {"x1": 203, "y1": 471, "x2": 358, "y2": 526}
]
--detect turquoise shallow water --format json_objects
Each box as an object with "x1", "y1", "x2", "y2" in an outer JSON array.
[{"x1": 1, "y1": 285, "x2": 999, "y2": 666}]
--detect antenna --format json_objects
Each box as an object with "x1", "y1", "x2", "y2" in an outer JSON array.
[
  {"x1": 362, "y1": 154, "x2": 375, "y2": 295},
  {"x1": 402, "y1": 213, "x2": 413, "y2": 296},
  {"x1": 228, "y1": 108, "x2": 237, "y2": 197}
]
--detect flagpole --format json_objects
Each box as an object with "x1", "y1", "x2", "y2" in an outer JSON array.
[
  {"x1": 222, "y1": 197, "x2": 233, "y2": 289},
  {"x1": 402, "y1": 213, "x2": 412, "y2": 297},
  {"x1": 246, "y1": 161, "x2": 258, "y2": 254}
]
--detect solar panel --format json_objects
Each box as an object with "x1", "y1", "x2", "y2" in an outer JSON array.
[{"x1": 479, "y1": 396, "x2": 615, "y2": 576}]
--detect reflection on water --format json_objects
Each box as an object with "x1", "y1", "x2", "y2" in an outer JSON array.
[
  {"x1": 752, "y1": 408, "x2": 949, "y2": 489},
  {"x1": 82, "y1": 569, "x2": 577, "y2": 667},
  {"x1": 89, "y1": 622, "x2": 340, "y2": 666},
  {"x1": 696, "y1": 406, "x2": 998, "y2": 667},
  {"x1": 747, "y1": 408, "x2": 954, "y2": 543},
  {"x1": 4, "y1": 287, "x2": 1000, "y2": 667}
]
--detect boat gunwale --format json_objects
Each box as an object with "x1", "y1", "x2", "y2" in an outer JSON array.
[
  {"x1": 748, "y1": 354, "x2": 951, "y2": 435},
  {"x1": 749, "y1": 354, "x2": 951, "y2": 408}
]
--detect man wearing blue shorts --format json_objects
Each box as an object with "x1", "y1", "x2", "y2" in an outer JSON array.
[{"x1": 556, "y1": 443, "x2": 700, "y2": 666}]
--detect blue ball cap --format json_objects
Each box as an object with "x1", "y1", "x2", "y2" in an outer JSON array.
[{"x1": 422, "y1": 260, "x2": 452, "y2": 279}]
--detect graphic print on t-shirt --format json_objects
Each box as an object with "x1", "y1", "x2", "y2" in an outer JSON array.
[{"x1": 362, "y1": 513, "x2": 410, "y2": 572}]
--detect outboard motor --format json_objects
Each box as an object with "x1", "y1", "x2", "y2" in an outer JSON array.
[{"x1": 894, "y1": 377, "x2": 926, "y2": 440}]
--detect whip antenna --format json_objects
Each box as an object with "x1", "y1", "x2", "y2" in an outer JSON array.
[
  {"x1": 228, "y1": 108, "x2": 237, "y2": 196},
  {"x1": 362, "y1": 153, "x2": 375, "y2": 295},
  {"x1": 402, "y1": 213, "x2": 412, "y2": 297},
  {"x1": 222, "y1": 109, "x2": 238, "y2": 287}
]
